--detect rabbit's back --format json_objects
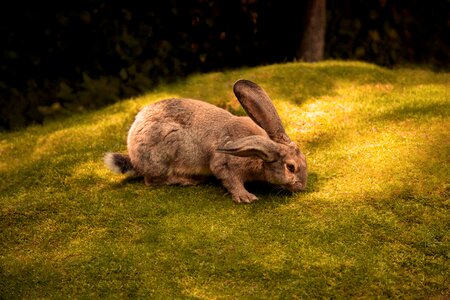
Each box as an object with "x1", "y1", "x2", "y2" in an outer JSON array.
[{"x1": 127, "y1": 98, "x2": 233, "y2": 177}]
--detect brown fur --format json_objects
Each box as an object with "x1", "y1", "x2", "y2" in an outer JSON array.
[{"x1": 104, "y1": 80, "x2": 307, "y2": 203}]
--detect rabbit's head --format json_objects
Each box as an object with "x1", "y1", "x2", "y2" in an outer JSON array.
[
  {"x1": 217, "y1": 135, "x2": 307, "y2": 191},
  {"x1": 263, "y1": 140, "x2": 307, "y2": 192},
  {"x1": 218, "y1": 79, "x2": 308, "y2": 192}
]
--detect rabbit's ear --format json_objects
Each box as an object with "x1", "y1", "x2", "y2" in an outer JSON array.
[
  {"x1": 216, "y1": 135, "x2": 280, "y2": 162},
  {"x1": 233, "y1": 79, "x2": 291, "y2": 144}
]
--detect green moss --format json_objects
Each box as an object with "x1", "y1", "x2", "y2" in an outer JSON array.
[{"x1": 1, "y1": 61, "x2": 449, "y2": 298}]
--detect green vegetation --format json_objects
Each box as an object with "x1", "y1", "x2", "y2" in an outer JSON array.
[{"x1": 1, "y1": 61, "x2": 449, "y2": 298}]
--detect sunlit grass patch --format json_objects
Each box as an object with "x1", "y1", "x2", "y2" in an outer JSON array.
[{"x1": 1, "y1": 61, "x2": 449, "y2": 298}]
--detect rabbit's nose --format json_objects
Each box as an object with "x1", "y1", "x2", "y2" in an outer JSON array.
[
  {"x1": 297, "y1": 184, "x2": 306, "y2": 191},
  {"x1": 296, "y1": 179, "x2": 308, "y2": 191},
  {"x1": 288, "y1": 181, "x2": 306, "y2": 192}
]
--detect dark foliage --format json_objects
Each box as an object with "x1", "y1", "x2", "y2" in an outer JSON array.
[
  {"x1": 326, "y1": 0, "x2": 450, "y2": 67},
  {"x1": 1, "y1": 0, "x2": 448, "y2": 129}
]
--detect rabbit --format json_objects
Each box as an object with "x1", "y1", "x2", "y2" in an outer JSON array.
[{"x1": 104, "y1": 79, "x2": 307, "y2": 203}]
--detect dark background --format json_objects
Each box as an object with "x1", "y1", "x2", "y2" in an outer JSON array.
[{"x1": 1, "y1": 0, "x2": 449, "y2": 130}]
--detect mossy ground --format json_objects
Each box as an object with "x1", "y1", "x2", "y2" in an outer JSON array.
[{"x1": 1, "y1": 61, "x2": 449, "y2": 298}]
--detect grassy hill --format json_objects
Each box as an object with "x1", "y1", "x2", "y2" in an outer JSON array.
[{"x1": 1, "y1": 61, "x2": 449, "y2": 298}]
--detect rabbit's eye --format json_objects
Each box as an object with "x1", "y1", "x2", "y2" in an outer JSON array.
[{"x1": 286, "y1": 163, "x2": 296, "y2": 173}]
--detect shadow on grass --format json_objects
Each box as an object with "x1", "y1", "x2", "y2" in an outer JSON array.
[
  {"x1": 113, "y1": 172, "x2": 319, "y2": 206},
  {"x1": 246, "y1": 172, "x2": 319, "y2": 196},
  {"x1": 372, "y1": 102, "x2": 450, "y2": 122}
]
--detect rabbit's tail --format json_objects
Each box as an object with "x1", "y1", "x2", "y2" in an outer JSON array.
[{"x1": 104, "y1": 152, "x2": 137, "y2": 176}]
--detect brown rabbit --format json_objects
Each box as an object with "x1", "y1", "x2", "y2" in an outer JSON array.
[{"x1": 104, "y1": 80, "x2": 307, "y2": 203}]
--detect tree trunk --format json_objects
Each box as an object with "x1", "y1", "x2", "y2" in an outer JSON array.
[{"x1": 296, "y1": 0, "x2": 326, "y2": 62}]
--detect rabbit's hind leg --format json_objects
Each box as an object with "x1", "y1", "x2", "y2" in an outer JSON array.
[
  {"x1": 144, "y1": 174, "x2": 207, "y2": 186},
  {"x1": 166, "y1": 174, "x2": 208, "y2": 186},
  {"x1": 144, "y1": 175, "x2": 167, "y2": 186}
]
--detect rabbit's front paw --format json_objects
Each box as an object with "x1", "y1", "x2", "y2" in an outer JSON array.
[{"x1": 232, "y1": 191, "x2": 258, "y2": 204}]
